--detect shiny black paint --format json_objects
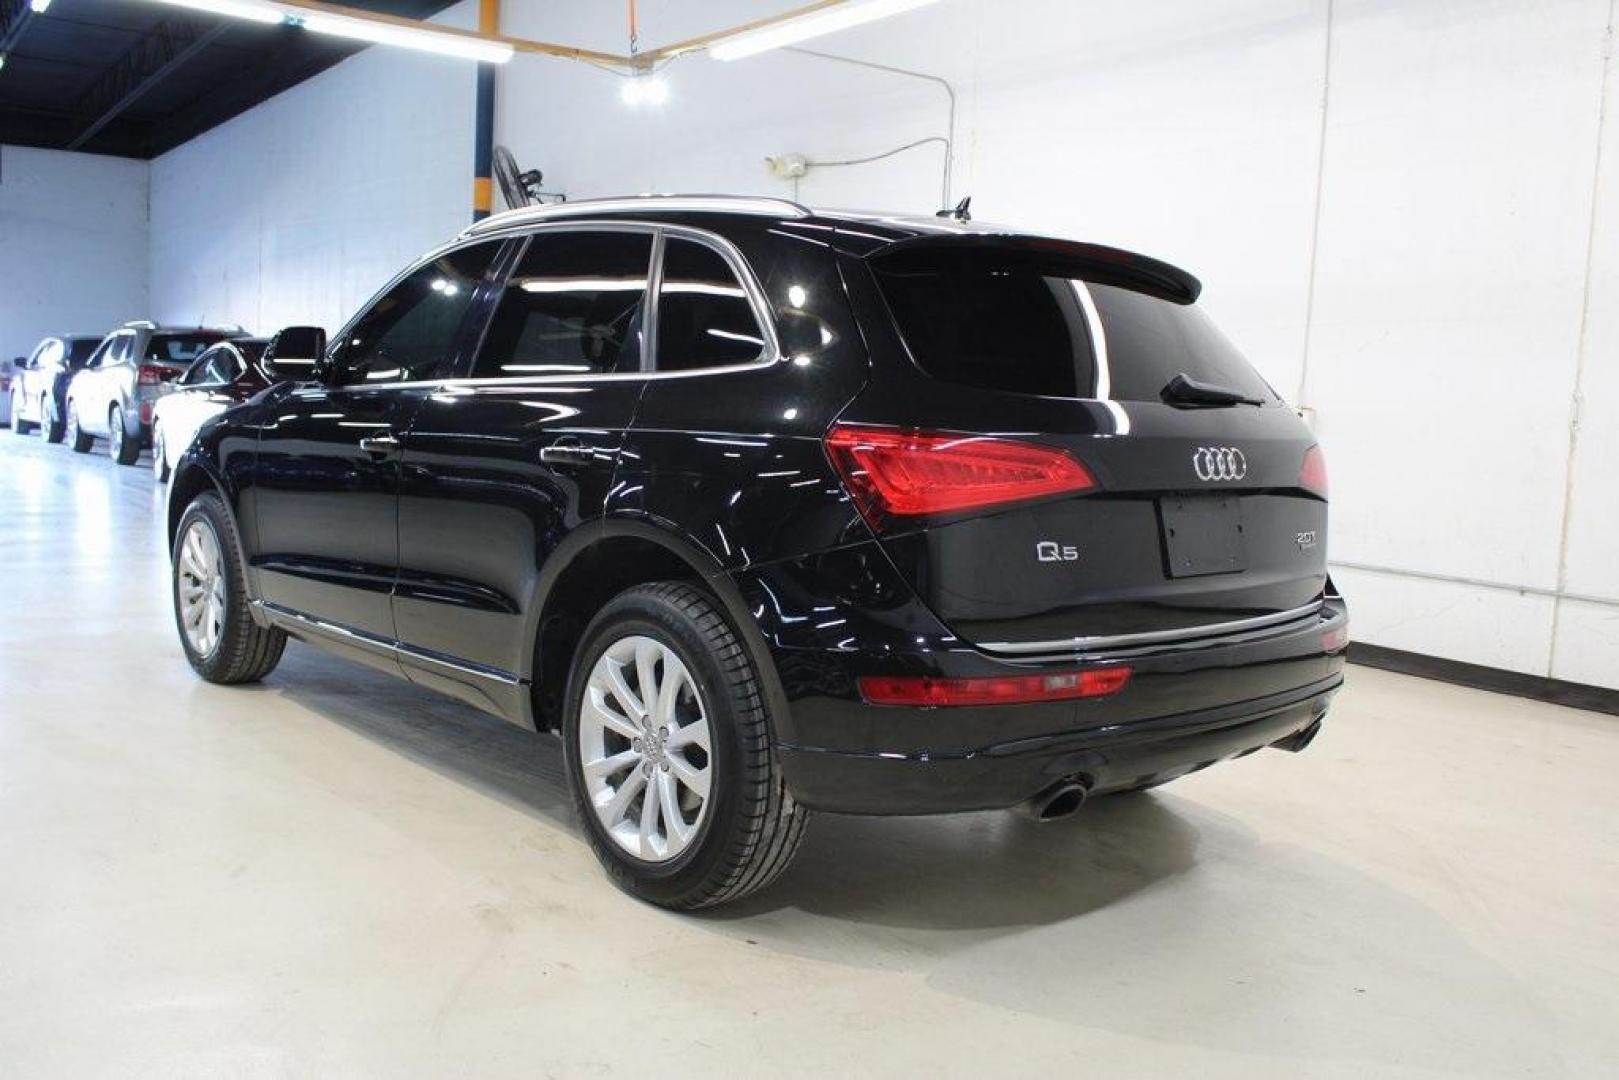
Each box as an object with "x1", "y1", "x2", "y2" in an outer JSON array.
[{"x1": 172, "y1": 205, "x2": 1346, "y2": 816}]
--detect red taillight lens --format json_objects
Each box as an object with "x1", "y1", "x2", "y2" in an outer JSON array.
[
  {"x1": 824, "y1": 423, "x2": 1094, "y2": 523},
  {"x1": 858, "y1": 667, "x2": 1131, "y2": 707},
  {"x1": 1300, "y1": 445, "x2": 1328, "y2": 499},
  {"x1": 137, "y1": 364, "x2": 164, "y2": 386},
  {"x1": 1321, "y1": 624, "x2": 1349, "y2": 654}
]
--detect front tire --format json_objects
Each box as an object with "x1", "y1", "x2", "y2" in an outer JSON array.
[
  {"x1": 562, "y1": 582, "x2": 807, "y2": 910},
  {"x1": 41, "y1": 396, "x2": 64, "y2": 443},
  {"x1": 152, "y1": 423, "x2": 171, "y2": 481},
  {"x1": 10, "y1": 391, "x2": 33, "y2": 435},
  {"x1": 110, "y1": 404, "x2": 140, "y2": 465},
  {"x1": 173, "y1": 492, "x2": 286, "y2": 684},
  {"x1": 67, "y1": 400, "x2": 93, "y2": 453}
]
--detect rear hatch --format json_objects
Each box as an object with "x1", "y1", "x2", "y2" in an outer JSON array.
[
  {"x1": 140, "y1": 333, "x2": 230, "y2": 392},
  {"x1": 833, "y1": 236, "x2": 1329, "y2": 656}
]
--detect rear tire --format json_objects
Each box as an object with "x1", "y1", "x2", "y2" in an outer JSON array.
[
  {"x1": 10, "y1": 391, "x2": 33, "y2": 434},
  {"x1": 41, "y1": 396, "x2": 64, "y2": 443},
  {"x1": 562, "y1": 582, "x2": 807, "y2": 909},
  {"x1": 173, "y1": 492, "x2": 286, "y2": 684},
  {"x1": 67, "y1": 400, "x2": 93, "y2": 453},
  {"x1": 111, "y1": 404, "x2": 140, "y2": 465}
]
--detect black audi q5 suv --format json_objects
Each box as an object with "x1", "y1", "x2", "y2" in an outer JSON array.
[{"x1": 167, "y1": 195, "x2": 1347, "y2": 909}]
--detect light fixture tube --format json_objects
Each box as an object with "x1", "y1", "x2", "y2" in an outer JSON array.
[
  {"x1": 141, "y1": 0, "x2": 284, "y2": 24},
  {"x1": 709, "y1": 0, "x2": 942, "y2": 61},
  {"x1": 300, "y1": 12, "x2": 514, "y2": 64}
]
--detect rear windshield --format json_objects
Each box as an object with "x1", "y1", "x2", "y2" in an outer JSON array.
[
  {"x1": 146, "y1": 334, "x2": 224, "y2": 364},
  {"x1": 68, "y1": 339, "x2": 99, "y2": 365},
  {"x1": 872, "y1": 253, "x2": 1275, "y2": 404}
]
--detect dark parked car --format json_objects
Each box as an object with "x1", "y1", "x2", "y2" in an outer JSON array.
[
  {"x1": 9, "y1": 334, "x2": 103, "y2": 441},
  {"x1": 66, "y1": 322, "x2": 245, "y2": 464},
  {"x1": 165, "y1": 195, "x2": 1347, "y2": 909},
  {"x1": 150, "y1": 338, "x2": 272, "y2": 481}
]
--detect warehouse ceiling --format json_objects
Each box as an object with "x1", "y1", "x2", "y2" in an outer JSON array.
[{"x1": 0, "y1": 0, "x2": 456, "y2": 159}]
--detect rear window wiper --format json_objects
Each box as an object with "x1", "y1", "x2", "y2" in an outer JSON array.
[{"x1": 1161, "y1": 372, "x2": 1265, "y2": 407}]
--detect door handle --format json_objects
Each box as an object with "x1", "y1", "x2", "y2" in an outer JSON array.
[
  {"x1": 359, "y1": 433, "x2": 401, "y2": 457},
  {"x1": 539, "y1": 438, "x2": 600, "y2": 466}
]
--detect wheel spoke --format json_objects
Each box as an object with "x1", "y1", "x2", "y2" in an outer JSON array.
[
  {"x1": 657, "y1": 770, "x2": 692, "y2": 849},
  {"x1": 583, "y1": 747, "x2": 639, "y2": 782},
  {"x1": 653, "y1": 659, "x2": 686, "y2": 728},
  {"x1": 665, "y1": 718, "x2": 710, "y2": 753},
  {"x1": 584, "y1": 689, "x2": 640, "y2": 741},
  {"x1": 605, "y1": 658, "x2": 646, "y2": 720},
  {"x1": 667, "y1": 753, "x2": 710, "y2": 800},
  {"x1": 600, "y1": 765, "x2": 646, "y2": 826},
  {"x1": 638, "y1": 768, "x2": 662, "y2": 856},
  {"x1": 635, "y1": 644, "x2": 661, "y2": 722}
]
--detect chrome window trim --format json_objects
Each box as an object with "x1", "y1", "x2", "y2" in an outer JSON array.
[
  {"x1": 460, "y1": 195, "x2": 812, "y2": 238},
  {"x1": 978, "y1": 601, "x2": 1327, "y2": 658},
  {"x1": 321, "y1": 220, "x2": 782, "y2": 391}
]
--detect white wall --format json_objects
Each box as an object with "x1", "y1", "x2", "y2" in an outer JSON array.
[
  {"x1": 0, "y1": 145, "x2": 149, "y2": 361},
  {"x1": 142, "y1": 0, "x2": 1619, "y2": 688},
  {"x1": 147, "y1": 1, "x2": 479, "y2": 336}
]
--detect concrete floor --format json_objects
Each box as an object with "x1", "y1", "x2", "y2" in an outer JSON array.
[{"x1": 1, "y1": 434, "x2": 1617, "y2": 1079}]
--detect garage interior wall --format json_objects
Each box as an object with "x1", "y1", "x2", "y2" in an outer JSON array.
[
  {"x1": 0, "y1": 145, "x2": 149, "y2": 360},
  {"x1": 137, "y1": 0, "x2": 1619, "y2": 690},
  {"x1": 146, "y1": 1, "x2": 478, "y2": 336}
]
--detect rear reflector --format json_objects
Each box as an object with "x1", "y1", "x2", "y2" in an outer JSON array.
[
  {"x1": 859, "y1": 667, "x2": 1132, "y2": 707},
  {"x1": 825, "y1": 423, "x2": 1094, "y2": 522},
  {"x1": 1300, "y1": 444, "x2": 1328, "y2": 499},
  {"x1": 1321, "y1": 624, "x2": 1349, "y2": 654}
]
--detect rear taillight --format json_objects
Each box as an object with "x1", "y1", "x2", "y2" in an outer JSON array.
[
  {"x1": 1321, "y1": 624, "x2": 1349, "y2": 654},
  {"x1": 1300, "y1": 445, "x2": 1328, "y2": 499},
  {"x1": 859, "y1": 667, "x2": 1132, "y2": 707},
  {"x1": 824, "y1": 423, "x2": 1094, "y2": 524},
  {"x1": 137, "y1": 364, "x2": 165, "y2": 386}
]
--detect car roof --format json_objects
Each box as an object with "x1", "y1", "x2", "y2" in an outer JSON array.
[{"x1": 118, "y1": 322, "x2": 248, "y2": 335}]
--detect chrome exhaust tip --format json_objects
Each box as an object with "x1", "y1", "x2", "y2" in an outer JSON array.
[{"x1": 1017, "y1": 779, "x2": 1089, "y2": 822}]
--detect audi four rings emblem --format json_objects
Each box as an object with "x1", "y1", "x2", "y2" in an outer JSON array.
[{"x1": 1192, "y1": 446, "x2": 1248, "y2": 482}]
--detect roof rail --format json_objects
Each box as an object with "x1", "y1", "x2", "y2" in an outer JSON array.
[
  {"x1": 460, "y1": 194, "x2": 812, "y2": 237},
  {"x1": 122, "y1": 320, "x2": 158, "y2": 329}
]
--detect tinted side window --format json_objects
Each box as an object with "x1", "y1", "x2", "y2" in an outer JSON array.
[
  {"x1": 471, "y1": 231, "x2": 652, "y2": 379},
  {"x1": 655, "y1": 238, "x2": 766, "y2": 372},
  {"x1": 67, "y1": 339, "x2": 99, "y2": 367},
  {"x1": 339, "y1": 241, "x2": 502, "y2": 384},
  {"x1": 147, "y1": 335, "x2": 222, "y2": 364}
]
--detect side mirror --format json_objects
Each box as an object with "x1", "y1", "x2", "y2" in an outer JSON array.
[
  {"x1": 262, "y1": 326, "x2": 326, "y2": 383},
  {"x1": 775, "y1": 309, "x2": 835, "y2": 360}
]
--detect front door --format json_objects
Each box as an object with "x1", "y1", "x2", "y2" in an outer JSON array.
[
  {"x1": 251, "y1": 240, "x2": 507, "y2": 646},
  {"x1": 393, "y1": 228, "x2": 654, "y2": 711}
]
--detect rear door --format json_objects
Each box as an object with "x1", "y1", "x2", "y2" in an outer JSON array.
[
  {"x1": 841, "y1": 240, "x2": 1328, "y2": 653},
  {"x1": 252, "y1": 240, "x2": 505, "y2": 645},
  {"x1": 392, "y1": 227, "x2": 653, "y2": 703}
]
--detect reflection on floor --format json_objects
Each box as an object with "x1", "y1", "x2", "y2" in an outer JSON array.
[{"x1": 1, "y1": 435, "x2": 1616, "y2": 1078}]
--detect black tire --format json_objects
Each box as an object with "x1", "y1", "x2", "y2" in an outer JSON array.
[
  {"x1": 172, "y1": 492, "x2": 286, "y2": 684},
  {"x1": 562, "y1": 582, "x2": 807, "y2": 910},
  {"x1": 67, "y1": 399, "x2": 93, "y2": 453},
  {"x1": 11, "y1": 391, "x2": 33, "y2": 434},
  {"x1": 110, "y1": 404, "x2": 140, "y2": 465},
  {"x1": 152, "y1": 422, "x2": 171, "y2": 481},
  {"x1": 41, "y1": 396, "x2": 64, "y2": 443}
]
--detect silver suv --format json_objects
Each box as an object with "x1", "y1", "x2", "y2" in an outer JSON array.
[{"x1": 66, "y1": 323, "x2": 244, "y2": 464}]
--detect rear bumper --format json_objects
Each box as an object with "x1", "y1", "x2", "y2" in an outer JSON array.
[
  {"x1": 732, "y1": 544, "x2": 1348, "y2": 815},
  {"x1": 778, "y1": 674, "x2": 1339, "y2": 814}
]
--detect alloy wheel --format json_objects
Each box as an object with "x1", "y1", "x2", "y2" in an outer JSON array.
[
  {"x1": 578, "y1": 634, "x2": 713, "y2": 863},
  {"x1": 152, "y1": 426, "x2": 165, "y2": 479},
  {"x1": 177, "y1": 519, "x2": 227, "y2": 658},
  {"x1": 109, "y1": 409, "x2": 124, "y2": 458}
]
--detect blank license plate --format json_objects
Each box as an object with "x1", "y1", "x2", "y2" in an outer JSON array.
[{"x1": 1159, "y1": 496, "x2": 1247, "y2": 578}]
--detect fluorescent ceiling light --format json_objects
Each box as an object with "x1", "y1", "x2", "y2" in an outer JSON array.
[
  {"x1": 300, "y1": 12, "x2": 514, "y2": 64},
  {"x1": 142, "y1": 0, "x2": 284, "y2": 25},
  {"x1": 29, "y1": 0, "x2": 53, "y2": 14},
  {"x1": 619, "y1": 75, "x2": 669, "y2": 106},
  {"x1": 709, "y1": 0, "x2": 942, "y2": 61}
]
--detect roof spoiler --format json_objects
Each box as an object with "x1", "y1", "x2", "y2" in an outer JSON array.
[{"x1": 867, "y1": 233, "x2": 1202, "y2": 305}]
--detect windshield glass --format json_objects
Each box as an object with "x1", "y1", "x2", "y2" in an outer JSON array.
[{"x1": 146, "y1": 335, "x2": 226, "y2": 364}]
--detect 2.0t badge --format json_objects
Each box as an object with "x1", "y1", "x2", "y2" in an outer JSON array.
[{"x1": 1192, "y1": 446, "x2": 1247, "y2": 482}]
